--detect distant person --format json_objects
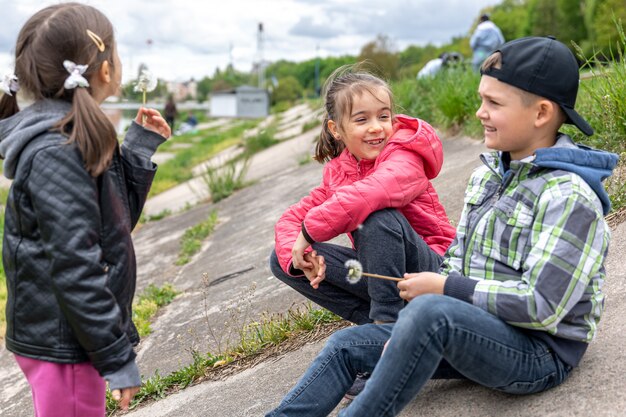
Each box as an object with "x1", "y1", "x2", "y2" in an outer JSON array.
[
  {"x1": 175, "y1": 111, "x2": 199, "y2": 135},
  {"x1": 164, "y1": 94, "x2": 177, "y2": 130},
  {"x1": 0, "y1": 3, "x2": 171, "y2": 415},
  {"x1": 470, "y1": 13, "x2": 505, "y2": 71},
  {"x1": 417, "y1": 52, "x2": 464, "y2": 79},
  {"x1": 416, "y1": 53, "x2": 445, "y2": 79},
  {"x1": 266, "y1": 36, "x2": 618, "y2": 417},
  {"x1": 269, "y1": 64, "x2": 455, "y2": 326},
  {"x1": 186, "y1": 111, "x2": 198, "y2": 127}
]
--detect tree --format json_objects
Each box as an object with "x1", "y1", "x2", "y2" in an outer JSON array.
[
  {"x1": 357, "y1": 34, "x2": 399, "y2": 80},
  {"x1": 271, "y1": 76, "x2": 303, "y2": 105},
  {"x1": 526, "y1": 0, "x2": 560, "y2": 37},
  {"x1": 490, "y1": 0, "x2": 531, "y2": 41},
  {"x1": 592, "y1": 0, "x2": 626, "y2": 56}
]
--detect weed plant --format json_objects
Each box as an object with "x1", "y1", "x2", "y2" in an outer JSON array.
[
  {"x1": 132, "y1": 283, "x2": 178, "y2": 337},
  {"x1": 176, "y1": 210, "x2": 219, "y2": 265},
  {"x1": 243, "y1": 128, "x2": 279, "y2": 156},
  {"x1": 200, "y1": 158, "x2": 250, "y2": 203}
]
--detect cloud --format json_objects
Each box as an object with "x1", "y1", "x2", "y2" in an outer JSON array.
[{"x1": 289, "y1": 16, "x2": 344, "y2": 38}]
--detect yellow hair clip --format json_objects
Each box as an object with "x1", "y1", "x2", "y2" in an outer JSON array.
[{"x1": 86, "y1": 29, "x2": 105, "y2": 52}]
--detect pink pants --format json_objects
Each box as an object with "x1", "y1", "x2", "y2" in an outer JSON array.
[{"x1": 14, "y1": 354, "x2": 106, "y2": 417}]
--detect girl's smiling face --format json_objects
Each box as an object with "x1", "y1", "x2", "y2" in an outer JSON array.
[{"x1": 329, "y1": 87, "x2": 393, "y2": 161}]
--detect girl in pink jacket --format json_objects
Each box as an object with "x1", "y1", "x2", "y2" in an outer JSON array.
[{"x1": 270, "y1": 66, "x2": 455, "y2": 324}]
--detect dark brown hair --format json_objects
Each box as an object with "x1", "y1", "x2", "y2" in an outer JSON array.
[
  {"x1": 314, "y1": 64, "x2": 394, "y2": 163},
  {"x1": 0, "y1": 3, "x2": 118, "y2": 176}
]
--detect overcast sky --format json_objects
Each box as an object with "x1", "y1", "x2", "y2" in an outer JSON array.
[{"x1": 1, "y1": 0, "x2": 501, "y2": 83}]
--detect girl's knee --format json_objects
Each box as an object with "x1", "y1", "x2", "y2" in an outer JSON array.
[{"x1": 356, "y1": 209, "x2": 404, "y2": 240}]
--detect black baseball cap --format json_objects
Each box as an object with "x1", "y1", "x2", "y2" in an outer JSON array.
[{"x1": 481, "y1": 36, "x2": 593, "y2": 136}]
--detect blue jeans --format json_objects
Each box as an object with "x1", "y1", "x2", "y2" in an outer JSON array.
[
  {"x1": 270, "y1": 209, "x2": 443, "y2": 323},
  {"x1": 266, "y1": 295, "x2": 573, "y2": 417}
]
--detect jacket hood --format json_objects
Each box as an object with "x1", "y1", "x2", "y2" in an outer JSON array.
[
  {"x1": 390, "y1": 114, "x2": 444, "y2": 179},
  {"x1": 0, "y1": 99, "x2": 71, "y2": 179},
  {"x1": 532, "y1": 134, "x2": 618, "y2": 215}
]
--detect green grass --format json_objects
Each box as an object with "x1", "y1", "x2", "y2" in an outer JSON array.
[
  {"x1": 176, "y1": 210, "x2": 219, "y2": 265},
  {"x1": 106, "y1": 304, "x2": 342, "y2": 414},
  {"x1": 132, "y1": 283, "x2": 178, "y2": 337}
]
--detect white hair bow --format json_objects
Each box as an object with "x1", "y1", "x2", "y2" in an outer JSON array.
[
  {"x1": 1, "y1": 72, "x2": 19, "y2": 96},
  {"x1": 63, "y1": 60, "x2": 90, "y2": 89}
]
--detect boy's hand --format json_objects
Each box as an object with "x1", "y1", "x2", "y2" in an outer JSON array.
[
  {"x1": 397, "y1": 272, "x2": 446, "y2": 301},
  {"x1": 135, "y1": 107, "x2": 171, "y2": 139},
  {"x1": 111, "y1": 386, "x2": 140, "y2": 411},
  {"x1": 302, "y1": 250, "x2": 326, "y2": 289}
]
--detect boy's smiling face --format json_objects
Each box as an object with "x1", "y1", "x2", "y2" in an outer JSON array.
[{"x1": 476, "y1": 75, "x2": 555, "y2": 160}]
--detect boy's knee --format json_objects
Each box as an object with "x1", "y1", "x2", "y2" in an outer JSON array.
[{"x1": 399, "y1": 295, "x2": 457, "y2": 325}]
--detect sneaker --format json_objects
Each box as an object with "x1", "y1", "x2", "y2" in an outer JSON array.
[{"x1": 344, "y1": 372, "x2": 370, "y2": 400}]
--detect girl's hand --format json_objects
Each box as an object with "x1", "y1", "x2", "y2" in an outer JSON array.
[
  {"x1": 135, "y1": 107, "x2": 171, "y2": 139},
  {"x1": 291, "y1": 231, "x2": 312, "y2": 271},
  {"x1": 111, "y1": 386, "x2": 140, "y2": 411},
  {"x1": 397, "y1": 272, "x2": 446, "y2": 302},
  {"x1": 303, "y1": 250, "x2": 326, "y2": 289}
]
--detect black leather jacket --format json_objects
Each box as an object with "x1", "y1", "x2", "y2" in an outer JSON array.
[{"x1": 1, "y1": 100, "x2": 164, "y2": 376}]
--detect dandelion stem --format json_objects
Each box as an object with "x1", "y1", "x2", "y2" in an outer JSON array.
[{"x1": 362, "y1": 272, "x2": 403, "y2": 282}]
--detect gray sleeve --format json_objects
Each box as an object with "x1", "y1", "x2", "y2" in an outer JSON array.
[{"x1": 104, "y1": 360, "x2": 141, "y2": 390}]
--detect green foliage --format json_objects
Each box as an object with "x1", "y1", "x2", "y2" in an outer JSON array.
[
  {"x1": 490, "y1": 0, "x2": 531, "y2": 40},
  {"x1": 571, "y1": 22, "x2": 626, "y2": 211},
  {"x1": 176, "y1": 211, "x2": 219, "y2": 265},
  {"x1": 592, "y1": 0, "x2": 626, "y2": 57},
  {"x1": 271, "y1": 76, "x2": 303, "y2": 105},
  {"x1": 394, "y1": 66, "x2": 482, "y2": 136}
]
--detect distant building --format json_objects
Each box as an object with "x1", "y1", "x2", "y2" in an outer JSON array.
[
  {"x1": 167, "y1": 79, "x2": 198, "y2": 102},
  {"x1": 210, "y1": 86, "x2": 269, "y2": 118}
]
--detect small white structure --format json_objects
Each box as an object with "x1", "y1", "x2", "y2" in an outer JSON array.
[{"x1": 210, "y1": 86, "x2": 269, "y2": 118}]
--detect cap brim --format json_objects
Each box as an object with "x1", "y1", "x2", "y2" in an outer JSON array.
[{"x1": 562, "y1": 106, "x2": 594, "y2": 136}]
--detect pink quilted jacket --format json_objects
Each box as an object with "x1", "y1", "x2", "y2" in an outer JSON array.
[{"x1": 274, "y1": 115, "x2": 456, "y2": 275}]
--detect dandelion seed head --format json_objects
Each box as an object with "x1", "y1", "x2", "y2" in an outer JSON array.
[{"x1": 344, "y1": 259, "x2": 363, "y2": 284}]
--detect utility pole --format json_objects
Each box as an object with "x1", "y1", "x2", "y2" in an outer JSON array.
[{"x1": 257, "y1": 22, "x2": 265, "y2": 89}]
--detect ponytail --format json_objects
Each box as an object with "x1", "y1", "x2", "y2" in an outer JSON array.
[
  {"x1": 0, "y1": 94, "x2": 20, "y2": 120},
  {"x1": 314, "y1": 116, "x2": 345, "y2": 163},
  {"x1": 55, "y1": 87, "x2": 117, "y2": 176}
]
